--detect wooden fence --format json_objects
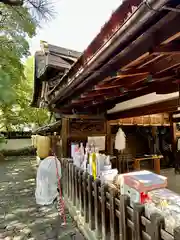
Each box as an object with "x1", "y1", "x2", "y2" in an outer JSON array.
[{"x1": 61, "y1": 158, "x2": 180, "y2": 240}]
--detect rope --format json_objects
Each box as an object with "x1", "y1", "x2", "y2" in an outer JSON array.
[{"x1": 54, "y1": 152, "x2": 66, "y2": 225}]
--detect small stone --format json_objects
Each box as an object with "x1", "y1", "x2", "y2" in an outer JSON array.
[
  {"x1": 14, "y1": 223, "x2": 26, "y2": 230},
  {"x1": 5, "y1": 214, "x2": 16, "y2": 220},
  {"x1": 6, "y1": 225, "x2": 15, "y2": 231},
  {"x1": 21, "y1": 227, "x2": 31, "y2": 236},
  {"x1": 5, "y1": 237, "x2": 13, "y2": 240},
  {"x1": 13, "y1": 236, "x2": 24, "y2": 240}
]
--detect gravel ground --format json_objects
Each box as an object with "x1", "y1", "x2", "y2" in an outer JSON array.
[{"x1": 0, "y1": 157, "x2": 84, "y2": 240}]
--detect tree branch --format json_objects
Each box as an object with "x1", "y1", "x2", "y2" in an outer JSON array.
[{"x1": 0, "y1": 0, "x2": 23, "y2": 6}]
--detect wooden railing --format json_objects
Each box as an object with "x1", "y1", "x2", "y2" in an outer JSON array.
[{"x1": 61, "y1": 158, "x2": 180, "y2": 240}]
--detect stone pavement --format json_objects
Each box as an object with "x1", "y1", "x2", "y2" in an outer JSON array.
[{"x1": 0, "y1": 157, "x2": 85, "y2": 240}]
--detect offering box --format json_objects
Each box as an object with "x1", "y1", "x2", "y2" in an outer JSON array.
[{"x1": 123, "y1": 170, "x2": 167, "y2": 192}]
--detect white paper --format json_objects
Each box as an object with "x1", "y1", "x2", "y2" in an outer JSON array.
[{"x1": 88, "y1": 136, "x2": 105, "y2": 151}]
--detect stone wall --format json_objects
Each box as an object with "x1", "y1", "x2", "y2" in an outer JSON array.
[{"x1": 1, "y1": 139, "x2": 31, "y2": 150}]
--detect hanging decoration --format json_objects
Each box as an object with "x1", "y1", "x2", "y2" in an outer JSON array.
[{"x1": 114, "y1": 127, "x2": 126, "y2": 151}]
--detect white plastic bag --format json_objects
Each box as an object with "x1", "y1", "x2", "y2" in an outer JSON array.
[{"x1": 35, "y1": 156, "x2": 61, "y2": 205}]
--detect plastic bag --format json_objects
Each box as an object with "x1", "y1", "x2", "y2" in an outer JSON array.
[{"x1": 35, "y1": 156, "x2": 61, "y2": 205}]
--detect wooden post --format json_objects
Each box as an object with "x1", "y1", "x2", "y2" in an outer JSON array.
[
  {"x1": 133, "y1": 203, "x2": 144, "y2": 240},
  {"x1": 106, "y1": 120, "x2": 112, "y2": 155},
  {"x1": 61, "y1": 117, "x2": 69, "y2": 157},
  {"x1": 120, "y1": 195, "x2": 129, "y2": 240},
  {"x1": 170, "y1": 113, "x2": 177, "y2": 151},
  {"x1": 83, "y1": 172, "x2": 89, "y2": 223},
  {"x1": 147, "y1": 213, "x2": 164, "y2": 240},
  {"x1": 74, "y1": 166, "x2": 78, "y2": 207},
  {"x1": 101, "y1": 184, "x2": 109, "y2": 240},
  {"x1": 134, "y1": 159, "x2": 140, "y2": 171},
  {"x1": 174, "y1": 226, "x2": 180, "y2": 240},
  {"x1": 67, "y1": 163, "x2": 71, "y2": 198},
  {"x1": 109, "y1": 188, "x2": 118, "y2": 240},
  {"x1": 94, "y1": 179, "x2": 102, "y2": 238},
  {"x1": 154, "y1": 158, "x2": 160, "y2": 174},
  {"x1": 69, "y1": 163, "x2": 73, "y2": 201},
  {"x1": 72, "y1": 165, "x2": 76, "y2": 205},
  {"x1": 79, "y1": 169, "x2": 84, "y2": 216},
  {"x1": 88, "y1": 175, "x2": 95, "y2": 230},
  {"x1": 64, "y1": 160, "x2": 68, "y2": 195}
]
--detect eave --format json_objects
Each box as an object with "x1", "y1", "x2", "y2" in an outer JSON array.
[
  {"x1": 33, "y1": 0, "x2": 180, "y2": 119},
  {"x1": 48, "y1": 1, "x2": 180, "y2": 116},
  {"x1": 31, "y1": 44, "x2": 81, "y2": 107}
]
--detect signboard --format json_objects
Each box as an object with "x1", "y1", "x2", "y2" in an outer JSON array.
[{"x1": 88, "y1": 136, "x2": 105, "y2": 151}]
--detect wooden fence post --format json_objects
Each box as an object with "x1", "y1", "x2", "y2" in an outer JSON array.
[
  {"x1": 109, "y1": 187, "x2": 118, "y2": 240},
  {"x1": 67, "y1": 163, "x2": 71, "y2": 198},
  {"x1": 174, "y1": 226, "x2": 180, "y2": 240},
  {"x1": 94, "y1": 178, "x2": 101, "y2": 238},
  {"x1": 79, "y1": 169, "x2": 84, "y2": 216},
  {"x1": 101, "y1": 184, "x2": 109, "y2": 240},
  {"x1": 120, "y1": 195, "x2": 129, "y2": 240},
  {"x1": 147, "y1": 213, "x2": 164, "y2": 240},
  {"x1": 70, "y1": 163, "x2": 73, "y2": 201},
  {"x1": 133, "y1": 203, "x2": 144, "y2": 240},
  {"x1": 63, "y1": 160, "x2": 67, "y2": 195},
  {"x1": 83, "y1": 171, "x2": 89, "y2": 223},
  {"x1": 88, "y1": 175, "x2": 95, "y2": 230},
  {"x1": 74, "y1": 166, "x2": 79, "y2": 208},
  {"x1": 72, "y1": 164, "x2": 76, "y2": 205},
  {"x1": 116, "y1": 197, "x2": 123, "y2": 240}
]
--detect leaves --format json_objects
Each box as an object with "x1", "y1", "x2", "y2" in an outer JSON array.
[
  {"x1": 0, "y1": 57, "x2": 50, "y2": 131},
  {"x1": 0, "y1": 2, "x2": 36, "y2": 105},
  {"x1": 0, "y1": 0, "x2": 55, "y2": 24},
  {"x1": 0, "y1": 0, "x2": 54, "y2": 130}
]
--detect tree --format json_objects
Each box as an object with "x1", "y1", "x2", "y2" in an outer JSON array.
[
  {"x1": 0, "y1": 0, "x2": 54, "y2": 105},
  {"x1": 0, "y1": 0, "x2": 54, "y2": 22},
  {"x1": 0, "y1": 57, "x2": 50, "y2": 131},
  {"x1": 0, "y1": 2, "x2": 36, "y2": 105},
  {"x1": 0, "y1": 0, "x2": 54, "y2": 130}
]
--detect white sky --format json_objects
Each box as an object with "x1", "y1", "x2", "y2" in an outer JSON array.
[{"x1": 29, "y1": 0, "x2": 121, "y2": 55}]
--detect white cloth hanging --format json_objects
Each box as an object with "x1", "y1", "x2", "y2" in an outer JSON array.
[
  {"x1": 114, "y1": 127, "x2": 126, "y2": 151},
  {"x1": 35, "y1": 156, "x2": 61, "y2": 205}
]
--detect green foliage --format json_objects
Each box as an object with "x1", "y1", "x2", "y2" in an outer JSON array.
[
  {"x1": 0, "y1": 57, "x2": 50, "y2": 131},
  {"x1": 0, "y1": 0, "x2": 54, "y2": 130},
  {"x1": 0, "y1": 2, "x2": 36, "y2": 104}
]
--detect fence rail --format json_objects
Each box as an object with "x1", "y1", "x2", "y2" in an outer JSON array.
[{"x1": 61, "y1": 158, "x2": 180, "y2": 240}]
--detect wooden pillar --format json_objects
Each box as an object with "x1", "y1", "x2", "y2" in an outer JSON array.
[
  {"x1": 106, "y1": 120, "x2": 112, "y2": 155},
  {"x1": 170, "y1": 113, "x2": 177, "y2": 151},
  {"x1": 61, "y1": 117, "x2": 69, "y2": 157}
]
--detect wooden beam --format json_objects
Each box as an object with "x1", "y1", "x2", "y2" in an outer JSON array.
[
  {"x1": 80, "y1": 89, "x2": 121, "y2": 98},
  {"x1": 82, "y1": 78, "x2": 178, "y2": 109},
  {"x1": 95, "y1": 74, "x2": 149, "y2": 90},
  {"x1": 137, "y1": 54, "x2": 164, "y2": 69},
  {"x1": 162, "y1": 32, "x2": 180, "y2": 45},
  {"x1": 60, "y1": 114, "x2": 105, "y2": 120},
  {"x1": 147, "y1": 54, "x2": 180, "y2": 76},
  {"x1": 152, "y1": 41, "x2": 180, "y2": 54},
  {"x1": 95, "y1": 84, "x2": 123, "y2": 91},
  {"x1": 107, "y1": 98, "x2": 179, "y2": 120},
  {"x1": 102, "y1": 71, "x2": 149, "y2": 83}
]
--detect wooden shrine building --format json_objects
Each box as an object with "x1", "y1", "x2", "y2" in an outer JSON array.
[{"x1": 32, "y1": 0, "x2": 180, "y2": 160}]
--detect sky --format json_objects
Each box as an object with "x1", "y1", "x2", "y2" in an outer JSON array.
[{"x1": 29, "y1": 0, "x2": 121, "y2": 55}]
